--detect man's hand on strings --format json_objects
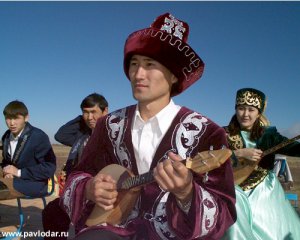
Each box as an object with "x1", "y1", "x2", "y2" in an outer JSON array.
[{"x1": 153, "y1": 151, "x2": 193, "y2": 203}]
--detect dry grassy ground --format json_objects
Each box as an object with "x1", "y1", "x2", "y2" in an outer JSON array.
[
  {"x1": 51, "y1": 144, "x2": 71, "y2": 177},
  {"x1": 0, "y1": 145, "x2": 299, "y2": 239},
  {"x1": 285, "y1": 156, "x2": 300, "y2": 210}
]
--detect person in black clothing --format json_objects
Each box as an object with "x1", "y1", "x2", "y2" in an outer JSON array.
[
  {"x1": 42, "y1": 93, "x2": 108, "y2": 240},
  {"x1": 55, "y1": 93, "x2": 108, "y2": 180}
]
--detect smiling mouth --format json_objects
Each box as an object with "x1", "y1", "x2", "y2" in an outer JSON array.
[{"x1": 135, "y1": 83, "x2": 147, "y2": 88}]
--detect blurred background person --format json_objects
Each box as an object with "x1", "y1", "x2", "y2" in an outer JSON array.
[
  {"x1": 223, "y1": 88, "x2": 300, "y2": 240},
  {"x1": 0, "y1": 100, "x2": 56, "y2": 200},
  {"x1": 42, "y1": 92, "x2": 108, "y2": 240}
]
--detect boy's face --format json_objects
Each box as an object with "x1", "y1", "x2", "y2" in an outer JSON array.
[{"x1": 5, "y1": 114, "x2": 29, "y2": 137}]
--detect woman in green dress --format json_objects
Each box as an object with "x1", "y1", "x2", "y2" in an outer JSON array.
[{"x1": 223, "y1": 88, "x2": 300, "y2": 240}]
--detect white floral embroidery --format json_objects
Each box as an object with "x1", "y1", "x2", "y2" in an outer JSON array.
[
  {"x1": 106, "y1": 108, "x2": 132, "y2": 169},
  {"x1": 160, "y1": 14, "x2": 186, "y2": 40},
  {"x1": 174, "y1": 112, "x2": 208, "y2": 158},
  {"x1": 153, "y1": 192, "x2": 176, "y2": 240},
  {"x1": 63, "y1": 175, "x2": 87, "y2": 217},
  {"x1": 199, "y1": 187, "x2": 218, "y2": 237},
  {"x1": 149, "y1": 111, "x2": 210, "y2": 239}
]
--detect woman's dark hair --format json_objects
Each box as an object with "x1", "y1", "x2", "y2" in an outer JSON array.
[
  {"x1": 3, "y1": 100, "x2": 28, "y2": 118},
  {"x1": 227, "y1": 114, "x2": 264, "y2": 141},
  {"x1": 80, "y1": 93, "x2": 108, "y2": 112}
]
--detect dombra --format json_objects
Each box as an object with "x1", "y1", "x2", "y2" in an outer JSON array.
[
  {"x1": 85, "y1": 148, "x2": 232, "y2": 226},
  {"x1": 233, "y1": 134, "x2": 300, "y2": 185}
]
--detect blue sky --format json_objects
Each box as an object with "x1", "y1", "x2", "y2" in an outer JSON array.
[{"x1": 1, "y1": 1, "x2": 300, "y2": 143}]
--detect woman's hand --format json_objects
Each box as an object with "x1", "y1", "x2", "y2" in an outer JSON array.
[{"x1": 234, "y1": 148, "x2": 263, "y2": 162}]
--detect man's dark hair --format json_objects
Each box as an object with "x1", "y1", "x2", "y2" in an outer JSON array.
[
  {"x1": 80, "y1": 93, "x2": 108, "y2": 112},
  {"x1": 3, "y1": 100, "x2": 29, "y2": 118}
]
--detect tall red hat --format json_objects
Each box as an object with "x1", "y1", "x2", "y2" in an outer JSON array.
[{"x1": 124, "y1": 13, "x2": 205, "y2": 96}]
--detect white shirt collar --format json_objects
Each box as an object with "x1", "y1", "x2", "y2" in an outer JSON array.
[
  {"x1": 132, "y1": 99, "x2": 180, "y2": 134},
  {"x1": 9, "y1": 129, "x2": 24, "y2": 141},
  {"x1": 132, "y1": 99, "x2": 181, "y2": 174}
]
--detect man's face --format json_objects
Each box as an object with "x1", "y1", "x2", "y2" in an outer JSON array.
[
  {"x1": 82, "y1": 105, "x2": 107, "y2": 129},
  {"x1": 128, "y1": 55, "x2": 178, "y2": 105},
  {"x1": 5, "y1": 114, "x2": 28, "y2": 137}
]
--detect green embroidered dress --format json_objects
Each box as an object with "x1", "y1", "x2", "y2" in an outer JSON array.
[{"x1": 223, "y1": 127, "x2": 300, "y2": 240}]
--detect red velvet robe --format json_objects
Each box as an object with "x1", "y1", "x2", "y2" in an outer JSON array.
[{"x1": 60, "y1": 105, "x2": 236, "y2": 239}]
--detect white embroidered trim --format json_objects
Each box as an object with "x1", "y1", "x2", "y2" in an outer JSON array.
[
  {"x1": 199, "y1": 187, "x2": 218, "y2": 237},
  {"x1": 149, "y1": 111, "x2": 209, "y2": 239},
  {"x1": 106, "y1": 108, "x2": 132, "y2": 169},
  {"x1": 174, "y1": 112, "x2": 208, "y2": 158},
  {"x1": 160, "y1": 14, "x2": 186, "y2": 40},
  {"x1": 63, "y1": 175, "x2": 88, "y2": 217},
  {"x1": 153, "y1": 192, "x2": 176, "y2": 240},
  {"x1": 131, "y1": 29, "x2": 202, "y2": 81}
]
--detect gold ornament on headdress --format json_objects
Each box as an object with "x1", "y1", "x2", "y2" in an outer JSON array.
[{"x1": 236, "y1": 91, "x2": 262, "y2": 110}]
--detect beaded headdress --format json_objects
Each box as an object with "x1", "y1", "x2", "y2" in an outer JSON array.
[{"x1": 236, "y1": 88, "x2": 266, "y2": 113}]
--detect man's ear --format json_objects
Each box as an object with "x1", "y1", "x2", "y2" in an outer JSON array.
[
  {"x1": 25, "y1": 115, "x2": 29, "y2": 122},
  {"x1": 102, "y1": 107, "x2": 109, "y2": 116},
  {"x1": 171, "y1": 74, "x2": 178, "y2": 84}
]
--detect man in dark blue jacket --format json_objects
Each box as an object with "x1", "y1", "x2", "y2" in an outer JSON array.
[
  {"x1": 0, "y1": 100, "x2": 56, "y2": 199},
  {"x1": 42, "y1": 92, "x2": 108, "y2": 240},
  {"x1": 55, "y1": 92, "x2": 108, "y2": 179}
]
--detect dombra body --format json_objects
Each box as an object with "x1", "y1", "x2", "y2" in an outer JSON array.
[
  {"x1": 233, "y1": 134, "x2": 300, "y2": 185},
  {"x1": 86, "y1": 148, "x2": 232, "y2": 226}
]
